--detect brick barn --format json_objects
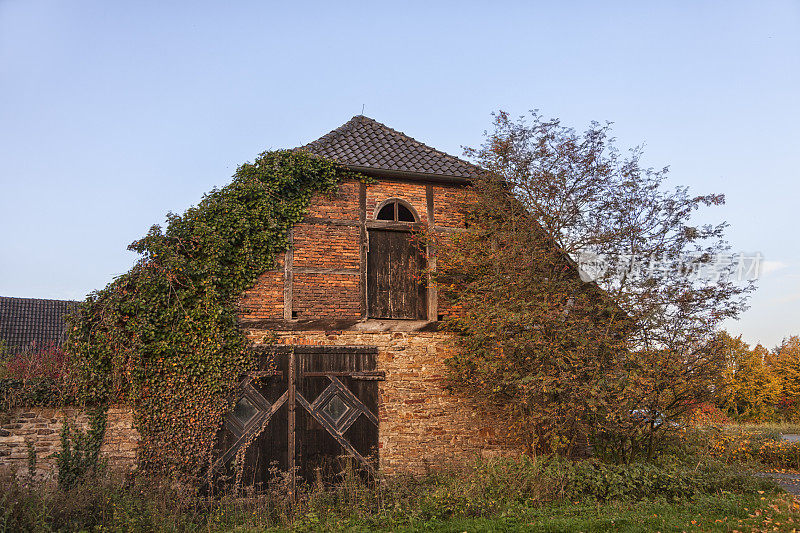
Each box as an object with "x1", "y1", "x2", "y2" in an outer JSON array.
[
  {"x1": 217, "y1": 116, "x2": 518, "y2": 482},
  {"x1": 0, "y1": 117, "x2": 519, "y2": 482}
]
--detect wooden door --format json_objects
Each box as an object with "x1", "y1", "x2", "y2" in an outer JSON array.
[
  {"x1": 295, "y1": 346, "x2": 380, "y2": 481},
  {"x1": 213, "y1": 346, "x2": 383, "y2": 489},
  {"x1": 367, "y1": 229, "x2": 427, "y2": 319},
  {"x1": 212, "y1": 351, "x2": 289, "y2": 488}
]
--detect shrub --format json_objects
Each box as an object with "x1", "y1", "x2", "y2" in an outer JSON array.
[
  {"x1": 686, "y1": 402, "x2": 732, "y2": 427},
  {"x1": 2, "y1": 342, "x2": 70, "y2": 381},
  {"x1": 682, "y1": 425, "x2": 800, "y2": 471},
  {"x1": 0, "y1": 342, "x2": 74, "y2": 409}
]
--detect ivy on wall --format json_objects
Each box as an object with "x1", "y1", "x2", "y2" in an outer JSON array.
[{"x1": 66, "y1": 150, "x2": 362, "y2": 482}]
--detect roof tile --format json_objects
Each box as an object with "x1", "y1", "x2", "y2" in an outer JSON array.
[
  {"x1": 0, "y1": 296, "x2": 79, "y2": 355},
  {"x1": 301, "y1": 115, "x2": 483, "y2": 180}
]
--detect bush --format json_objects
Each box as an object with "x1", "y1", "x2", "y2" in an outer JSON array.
[
  {"x1": 0, "y1": 378, "x2": 71, "y2": 410},
  {"x1": 685, "y1": 402, "x2": 732, "y2": 427},
  {"x1": 0, "y1": 342, "x2": 74, "y2": 409},
  {"x1": 677, "y1": 425, "x2": 800, "y2": 471}
]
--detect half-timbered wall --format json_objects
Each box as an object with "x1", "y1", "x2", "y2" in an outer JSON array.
[
  {"x1": 238, "y1": 178, "x2": 473, "y2": 323},
  {"x1": 234, "y1": 176, "x2": 519, "y2": 476}
]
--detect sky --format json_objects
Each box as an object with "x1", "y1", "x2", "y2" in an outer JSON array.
[{"x1": 1, "y1": 1, "x2": 798, "y2": 349}]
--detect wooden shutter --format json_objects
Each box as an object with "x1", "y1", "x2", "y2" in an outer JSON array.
[{"x1": 367, "y1": 229, "x2": 427, "y2": 319}]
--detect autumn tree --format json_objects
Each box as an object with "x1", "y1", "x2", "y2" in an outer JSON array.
[
  {"x1": 770, "y1": 336, "x2": 800, "y2": 421},
  {"x1": 435, "y1": 111, "x2": 753, "y2": 461},
  {"x1": 716, "y1": 332, "x2": 781, "y2": 421}
]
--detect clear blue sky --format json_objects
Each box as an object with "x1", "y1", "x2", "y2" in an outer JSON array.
[{"x1": 1, "y1": 1, "x2": 798, "y2": 348}]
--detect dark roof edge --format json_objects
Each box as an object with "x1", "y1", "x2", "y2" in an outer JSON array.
[
  {"x1": 346, "y1": 165, "x2": 472, "y2": 185},
  {"x1": 0, "y1": 295, "x2": 80, "y2": 304}
]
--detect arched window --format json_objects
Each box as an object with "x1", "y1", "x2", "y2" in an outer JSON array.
[
  {"x1": 375, "y1": 199, "x2": 418, "y2": 223},
  {"x1": 367, "y1": 198, "x2": 426, "y2": 320}
]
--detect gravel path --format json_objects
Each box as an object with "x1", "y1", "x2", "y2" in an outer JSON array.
[
  {"x1": 755, "y1": 434, "x2": 800, "y2": 495},
  {"x1": 759, "y1": 472, "x2": 800, "y2": 495}
]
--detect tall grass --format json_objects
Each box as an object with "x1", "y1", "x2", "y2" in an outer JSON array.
[{"x1": 0, "y1": 454, "x2": 781, "y2": 532}]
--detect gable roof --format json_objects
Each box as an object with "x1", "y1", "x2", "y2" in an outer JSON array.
[
  {"x1": 0, "y1": 296, "x2": 79, "y2": 355},
  {"x1": 301, "y1": 115, "x2": 484, "y2": 183}
]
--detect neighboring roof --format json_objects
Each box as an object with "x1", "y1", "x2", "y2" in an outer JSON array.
[
  {"x1": 301, "y1": 115, "x2": 484, "y2": 183},
  {"x1": 0, "y1": 296, "x2": 79, "y2": 355}
]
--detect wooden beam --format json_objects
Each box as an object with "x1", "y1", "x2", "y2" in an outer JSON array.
[
  {"x1": 283, "y1": 229, "x2": 294, "y2": 320},
  {"x1": 293, "y1": 267, "x2": 360, "y2": 275},
  {"x1": 366, "y1": 220, "x2": 425, "y2": 231},
  {"x1": 359, "y1": 182, "x2": 368, "y2": 318},
  {"x1": 426, "y1": 185, "x2": 438, "y2": 321},
  {"x1": 302, "y1": 216, "x2": 360, "y2": 227},
  {"x1": 301, "y1": 371, "x2": 386, "y2": 381},
  {"x1": 213, "y1": 390, "x2": 287, "y2": 470},
  {"x1": 288, "y1": 347, "x2": 297, "y2": 498},
  {"x1": 240, "y1": 318, "x2": 443, "y2": 332}
]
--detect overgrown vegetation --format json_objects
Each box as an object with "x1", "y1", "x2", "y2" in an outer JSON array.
[
  {"x1": 3, "y1": 113, "x2": 799, "y2": 531},
  {"x1": 2, "y1": 453, "x2": 794, "y2": 532},
  {"x1": 435, "y1": 111, "x2": 753, "y2": 461},
  {"x1": 0, "y1": 342, "x2": 74, "y2": 410},
  {"x1": 672, "y1": 424, "x2": 800, "y2": 472},
  {"x1": 54, "y1": 407, "x2": 107, "y2": 490},
  {"x1": 64, "y1": 150, "x2": 362, "y2": 483}
]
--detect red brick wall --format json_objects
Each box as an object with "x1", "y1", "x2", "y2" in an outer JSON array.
[
  {"x1": 305, "y1": 180, "x2": 360, "y2": 219},
  {"x1": 292, "y1": 272, "x2": 360, "y2": 319},
  {"x1": 292, "y1": 224, "x2": 360, "y2": 270},
  {"x1": 235, "y1": 178, "x2": 519, "y2": 474},
  {"x1": 239, "y1": 270, "x2": 284, "y2": 321},
  {"x1": 433, "y1": 185, "x2": 474, "y2": 228},
  {"x1": 238, "y1": 177, "x2": 473, "y2": 322},
  {"x1": 366, "y1": 182, "x2": 428, "y2": 223}
]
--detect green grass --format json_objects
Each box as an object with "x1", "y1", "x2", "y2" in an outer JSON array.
[
  {"x1": 2, "y1": 454, "x2": 798, "y2": 532},
  {"x1": 273, "y1": 494, "x2": 800, "y2": 532}
]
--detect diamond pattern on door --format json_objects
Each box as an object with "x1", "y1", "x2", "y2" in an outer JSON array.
[{"x1": 213, "y1": 346, "x2": 384, "y2": 488}]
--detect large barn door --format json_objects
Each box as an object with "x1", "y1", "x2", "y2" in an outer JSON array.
[
  {"x1": 367, "y1": 229, "x2": 427, "y2": 319},
  {"x1": 213, "y1": 346, "x2": 382, "y2": 489},
  {"x1": 295, "y1": 346, "x2": 380, "y2": 481}
]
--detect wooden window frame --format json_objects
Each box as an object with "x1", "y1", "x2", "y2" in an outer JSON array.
[{"x1": 372, "y1": 198, "x2": 420, "y2": 223}]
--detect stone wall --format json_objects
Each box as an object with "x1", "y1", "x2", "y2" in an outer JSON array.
[
  {"x1": 0, "y1": 406, "x2": 138, "y2": 482},
  {"x1": 246, "y1": 327, "x2": 522, "y2": 475},
  {"x1": 0, "y1": 329, "x2": 522, "y2": 480}
]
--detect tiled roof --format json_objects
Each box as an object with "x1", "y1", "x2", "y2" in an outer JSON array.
[
  {"x1": 0, "y1": 296, "x2": 79, "y2": 355},
  {"x1": 302, "y1": 115, "x2": 483, "y2": 180}
]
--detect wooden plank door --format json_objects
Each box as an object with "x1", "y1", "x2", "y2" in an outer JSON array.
[
  {"x1": 213, "y1": 346, "x2": 382, "y2": 488},
  {"x1": 212, "y1": 350, "x2": 289, "y2": 489},
  {"x1": 295, "y1": 346, "x2": 380, "y2": 481},
  {"x1": 367, "y1": 229, "x2": 427, "y2": 319}
]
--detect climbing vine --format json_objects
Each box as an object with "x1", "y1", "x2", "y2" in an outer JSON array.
[
  {"x1": 66, "y1": 150, "x2": 362, "y2": 483},
  {"x1": 55, "y1": 407, "x2": 107, "y2": 489}
]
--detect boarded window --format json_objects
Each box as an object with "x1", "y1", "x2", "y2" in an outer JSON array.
[{"x1": 367, "y1": 229, "x2": 427, "y2": 319}]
